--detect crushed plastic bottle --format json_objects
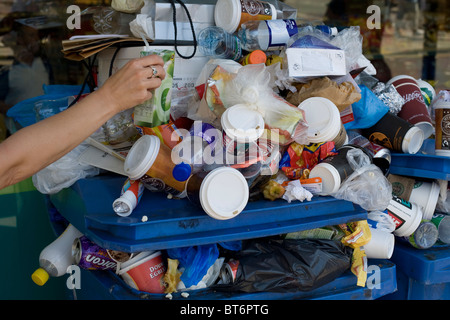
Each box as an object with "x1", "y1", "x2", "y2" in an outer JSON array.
[
  {"x1": 197, "y1": 26, "x2": 242, "y2": 61},
  {"x1": 238, "y1": 19, "x2": 337, "y2": 51}
]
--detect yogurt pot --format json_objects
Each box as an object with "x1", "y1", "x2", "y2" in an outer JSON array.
[{"x1": 185, "y1": 166, "x2": 249, "y2": 220}]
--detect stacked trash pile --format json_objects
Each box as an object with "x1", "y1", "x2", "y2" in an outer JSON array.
[{"x1": 10, "y1": 0, "x2": 448, "y2": 297}]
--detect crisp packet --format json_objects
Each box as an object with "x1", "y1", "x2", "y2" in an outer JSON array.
[{"x1": 279, "y1": 141, "x2": 337, "y2": 179}]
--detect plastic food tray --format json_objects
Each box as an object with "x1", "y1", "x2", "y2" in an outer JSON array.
[{"x1": 50, "y1": 174, "x2": 367, "y2": 252}]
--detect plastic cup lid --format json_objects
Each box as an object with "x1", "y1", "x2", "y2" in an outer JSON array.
[
  {"x1": 422, "y1": 182, "x2": 440, "y2": 220},
  {"x1": 309, "y1": 162, "x2": 341, "y2": 195},
  {"x1": 199, "y1": 167, "x2": 249, "y2": 220},
  {"x1": 118, "y1": 251, "x2": 157, "y2": 274},
  {"x1": 124, "y1": 135, "x2": 160, "y2": 180},
  {"x1": 214, "y1": 0, "x2": 241, "y2": 33},
  {"x1": 402, "y1": 126, "x2": 424, "y2": 154},
  {"x1": 386, "y1": 74, "x2": 417, "y2": 87},
  {"x1": 414, "y1": 121, "x2": 434, "y2": 140},
  {"x1": 221, "y1": 104, "x2": 265, "y2": 143},
  {"x1": 298, "y1": 97, "x2": 341, "y2": 143}
]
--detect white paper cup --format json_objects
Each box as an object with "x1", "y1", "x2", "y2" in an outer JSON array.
[
  {"x1": 387, "y1": 196, "x2": 423, "y2": 237},
  {"x1": 214, "y1": 0, "x2": 277, "y2": 34},
  {"x1": 364, "y1": 228, "x2": 395, "y2": 259},
  {"x1": 409, "y1": 180, "x2": 440, "y2": 220},
  {"x1": 118, "y1": 251, "x2": 166, "y2": 293}
]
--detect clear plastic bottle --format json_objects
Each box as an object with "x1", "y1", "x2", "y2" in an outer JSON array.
[
  {"x1": 237, "y1": 19, "x2": 338, "y2": 51},
  {"x1": 197, "y1": 26, "x2": 242, "y2": 61},
  {"x1": 405, "y1": 220, "x2": 438, "y2": 249}
]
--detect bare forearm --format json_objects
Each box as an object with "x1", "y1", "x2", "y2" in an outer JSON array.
[
  {"x1": 0, "y1": 54, "x2": 166, "y2": 190},
  {"x1": 0, "y1": 90, "x2": 116, "y2": 188}
]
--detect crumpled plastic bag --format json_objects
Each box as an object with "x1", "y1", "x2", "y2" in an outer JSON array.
[
  {"x1": 167, "y1": 244, "x2": 219, "y2": 288},
  {"x1": 344, "y1": 85, "x2": 390, "y2": 130},
  {"x1": 367, "y1": 211, "x2": 396, "y2": 233},
  {"x1": 129, "y1": 13, "x2": 155, "y2": 39},
  {"x1": 32, "y1": 141, "x2": 100, "y2": 194},
  {"x1": 333, "y1": 163, "x2": 392, "y2": 212},
  {"x1": 213, "y1": 238, "x2": 352, "y2": 293},
  {"x1": 203, "y1": 63, "x2": 309, "y2": 146}
]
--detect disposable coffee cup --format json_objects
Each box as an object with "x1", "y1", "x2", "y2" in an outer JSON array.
[
  {"x1": 434, "y1": 100, "x2": 450, "y2": 157},
  {"x1": 409, "y1": 180, "x2": 440, "y2": 220},
  {"x1": 185, "y1": 166, "x2": 249, "y2": 220},
  {"x1": 298, "y1": 97, "x2": 342, "y2": 144},
  {"x1": 118, "y1": 251, "x2": 166, "y2": 293},
  {"x1": 363, "y1": 228, "x2": 395, "y2": 259},
  {"x1": 386, "y1": 75, "x2": 433, "y2": 138},
  {"x1": 386, "y1": 195, "x2": 423, "y2": 237},
  {"x1": 124, "y1": 135, "x2": 187, "y2": 197},
  {"x1": 309, "y1": 145, "x2": 371, "y2": 195},
  {"x1": 431, "y1": 213, "x2": 450, "y2": 244},
  {"x1": 416, "y1": 79, "x2": 436, "y2": 108},
  {"x1": 361, "y1": 111, "x2": 424, "y2": 154},
  {"x1": 214, "y1": 0, "x2": 277, "y2": 34}
]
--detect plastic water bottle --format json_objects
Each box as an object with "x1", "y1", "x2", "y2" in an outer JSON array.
[
  {"x1": 197, "y1": 26, "x2": 242, "y2": 61},
  {"x1": 404, "y1": 220, "x2": 438, "y2": 249},
  {"x1": 237, "y1": 19, "x2": 338, "y2": 51}
]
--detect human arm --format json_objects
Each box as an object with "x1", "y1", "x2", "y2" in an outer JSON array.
[{"x1": 0, "y1": 54, "x2": 166, "y2": 189}]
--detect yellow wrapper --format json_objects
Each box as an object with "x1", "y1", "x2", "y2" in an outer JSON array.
[
  {"x1": 340, "y1": 220, "x2": 372, "y2": 249},
  {"x1": 351, "y1": 247, "x2": 368, "y2": 287}
]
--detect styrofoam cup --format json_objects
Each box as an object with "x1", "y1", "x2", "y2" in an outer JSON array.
[
  {"x1": 299, "y1": 97, "x2": 341, "y2": 144},
  {"x1": 364, "y1": 228, "x2": 395, "y2": 259},
  {"x1": 409, "y1": 180, "x2": 440, "y2": 220},
  {"x1": 118, "y1": 251, "x2": 166, "y2": 293}
]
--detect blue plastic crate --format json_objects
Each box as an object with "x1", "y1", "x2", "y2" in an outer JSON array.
[
  {"x1": 50, "y1": 174, "x2": 368, "y2": 252},
  {"x1": 68, "y1": 259, "x2": 396, "y2": 300},
  {"x1": 382, "y1": 242, "x2": 450, "y2": 300}
]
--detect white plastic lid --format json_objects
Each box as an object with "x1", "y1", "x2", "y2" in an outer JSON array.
[
  {"x1": 298, "y1": 97, "x2": 341, "y2": 143},
  {"x1": 124, "y1": 135, "x2": 160, "y2": 180},
  {"x1": 221, "y1": 104, "x2": 265, "y2": 143},
  {"x1": 309, "y1": 162, "x2": 341, "y2": 195},
  {"x1": 118, "y1": 251, "x2": 159, "y2": 275},
  {"x1": 414, "y1": 121, "x2": 434, "y2": 140},
  {"x1": 199, "y1": 167, "x2": 249, "y2": 220},
  {"x1": 386, "y1": 74, "x2": 417, "y2": 87},
  {"x1": 214, "y1": 0, "x2": 241, "y2": 34},
  {"x1": 402, "y1": 126, "x2": 424, "y2": 154}
]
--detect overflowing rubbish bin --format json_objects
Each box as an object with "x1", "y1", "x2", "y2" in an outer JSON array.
[{"x1": 4, "y1": 0, "x2": 449, "y2": 301}]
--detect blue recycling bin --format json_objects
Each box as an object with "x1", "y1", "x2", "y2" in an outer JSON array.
[
  {"x1": 384, "y1": 141, "x2": 450, "y2": 300},
  {"x1": 47, "y1": 173, "x2": 399, "y2": 300},
  {"x1": 66, "y1": 258, "x2": 396, "y2": 300}
]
